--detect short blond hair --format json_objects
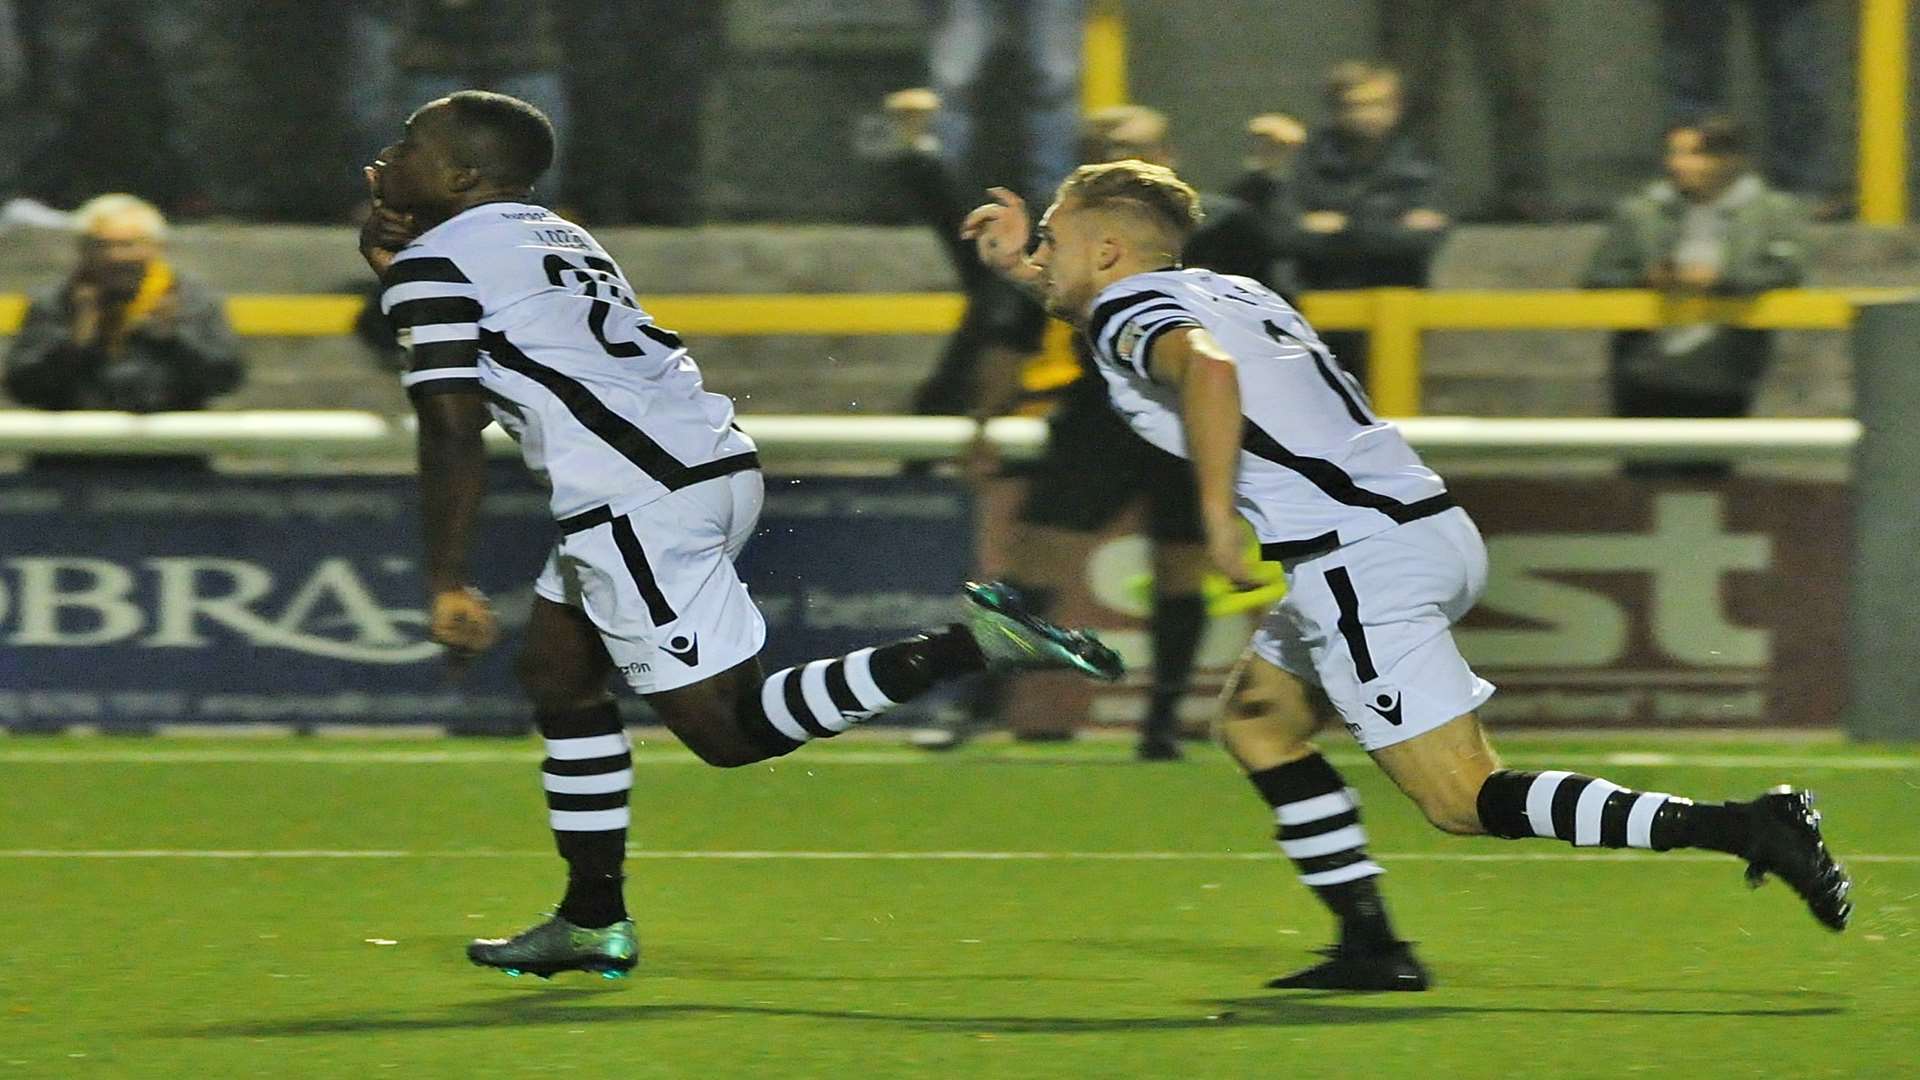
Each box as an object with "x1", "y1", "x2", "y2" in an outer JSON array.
[
  {"x1": 1056, "y1": 159, "x2": 1203, "y2": 242},
  {"x1": 73, "y1": 193, "x2": 168, "y2": 240}
]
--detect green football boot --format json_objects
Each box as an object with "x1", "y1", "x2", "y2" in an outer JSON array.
[
  {"x1": 467, "y1": 915, "x2": 639, "y2": 980},
  {"x1": 963, "y1": 580, "x2": 1125, "y2": 682}
]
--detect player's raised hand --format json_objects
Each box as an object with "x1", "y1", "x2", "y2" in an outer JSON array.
[
  {"x1": 961, "y1": 187, "x2": 1040, "y2": 286},
  {"x1": 359, "y1": 164, "x2": 417, "y2": 277},
  {"x1": 430, "y1": 585, "x2": 500, "y2": 671}
]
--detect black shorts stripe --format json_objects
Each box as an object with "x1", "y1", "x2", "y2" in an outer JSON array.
[
  {"x1": 1277, "y1": 807, "x2": 1361, "y2": 841},
  {"x1": 676, "y1": 451, "x2": 762, "y2": 488},
  {"x1": 557, "y1": 506, "x2": 616, "y2": 535},
  {"x1": 482, "y1": 329, "x2": 760, "y2": 492},
  {"x1": 1086, "y1": 289, "x2": 1174, "y2": 354},
  {"x1": 1259, "y1": 531, "x2": 1341, "y2": 562},
  {"x1": 545, "y1": 791, "x2": 630, "y2": 813},
  {"x1": 1324, "y1": 565, "x2": 1378, "y2": 683},
  {"x1": 384, "y1": 256, "x2": 472, "y2": 286},
  {"x1": 541, "y1": 753, "x2": 632, "y2": 777},
  {"x1": 823, "y1": 661, "x2": 863, "y2": 715},
  {"x1": 389, "y1": 296, "x2": 482, "y2": 329},
  {"x1": 608, "y1": 516, "x2": 677, "y2": 627},
  {"x1": 782, "y1": 669, "x2": 835, "y2": 740},
  {"x1": 1242, "y1": 419, "x2": 1455, "y2": 524},
  {"x1": 1549, "y1": 776, "x2": 1590, "y2": 840},
  {"x1": 1600, "y1": 788, "x2": 1638, "y2": 848}
]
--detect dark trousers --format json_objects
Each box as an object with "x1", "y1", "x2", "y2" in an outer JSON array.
[
  {"x1": 1609, "y1": 331, "x2": 1762, "y2": 481},
  {"x1": 1659, "y1": 0, "x2": 1831, "y2": 195},
  {"x1": 1377, "y1": 0, "x2": 1551, "y2": 202}
]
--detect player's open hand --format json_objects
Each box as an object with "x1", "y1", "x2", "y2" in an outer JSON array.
[
  {"x1": 359, "y1": 164, "x2": 416, "y2": 277},
  {"x1": 430, "y1": 585, "x2": 499, "y2": 669},
  {"x1": 960, "y1": 187, "x2": 1040, "y2": 285}
]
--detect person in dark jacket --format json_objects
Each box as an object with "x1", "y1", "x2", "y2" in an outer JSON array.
[
  {"x1": 4, "y1": 193, "x2": 242, "y2": 413},
  {"x1": 1233, "y1": 61, "x2": 1449, "y2": 386},
  {"x1": 1582, "y1": 115, "x2": 1809, "y2": 477}
]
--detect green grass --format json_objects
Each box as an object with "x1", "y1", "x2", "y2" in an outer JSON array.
[{"x1": 1, "y1": 734, "x2": 1916, "y2": 1078}]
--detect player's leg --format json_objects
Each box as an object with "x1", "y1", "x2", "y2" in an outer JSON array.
[
  {"x1": 1324, "y1": 508, "x2": 1851, "y2": 932},
  {"x1": 1371, "y1": 710, "x2": 1853, "y2": 930},
  {"x1": 611, "y1": 471, "x2": 1118, "y2": 767},
  {"x1": 465, "y1": 590, "x2": 639, "y2": 980},
  {"x1": 1219, "y1": 648, "x2": 1426, "y2": 991},
  {"x1": 1138, "y1": 442, "x2": 1210, "y2": 761},
  {"x1": 917, "y1": 393, "x2": 1136, "y2": 750}
]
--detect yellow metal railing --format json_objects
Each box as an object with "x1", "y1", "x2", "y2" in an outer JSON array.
[
  {"x1": 1081, "y1": 0, "x2": 1129, "y2": 111},
  {"x1": 3, "y1": 288, "x2": 1909, "y2": 417},
  {"x1": 1080, "y1": 0, "x2": 1912, "y2": 226},
  {"x1": 1859, "y1": 0, "x2": 1909, "y2": 225}
]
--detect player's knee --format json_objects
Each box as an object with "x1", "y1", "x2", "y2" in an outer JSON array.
[{"x1": 1410, "y1": 789, "x2": 1486, "y2": 836}]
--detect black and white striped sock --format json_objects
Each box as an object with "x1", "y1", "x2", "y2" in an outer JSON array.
[
  {"x1": 1249, "y1": 754, "x2": 1400, "y2": 950},
  {"x1": 1476, "y1": 770, "x2": 1748, "y2": 854},
  {"x1": 538, "y1": 701, "x2": 633, "y2": 928},
  {"x1": 739, "y1": 626, "x2": 985, "y2": 757}
]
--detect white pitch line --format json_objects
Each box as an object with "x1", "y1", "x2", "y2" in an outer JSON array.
[
  {"x1": 0, "y1": 748, "x2": 1914, "y2": 769},
  {"x1": 0, "y1": 849, "x2": 1914, "y2": 864}
]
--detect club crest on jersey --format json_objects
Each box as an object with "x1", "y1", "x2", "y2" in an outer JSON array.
[{"x1": 1115, "y1": 322, "x2": 1145, "y2": 362}]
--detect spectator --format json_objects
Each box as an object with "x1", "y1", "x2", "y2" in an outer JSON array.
[
  {"x1": 928, "y1": 0, "x2": 1083, "y2": 205},
  {"x1": 876, "y1": 87, "x2": 1049, "y2": 420},
  {"x1": 1240, "y1": 61, "x2": 1448, "y2": 386},
  {"x1": 8, "y1": 2, "x2": 237, "y2": 216},
  {"x1": 1377, "y1": 0, "x2": 1553, "y2": 221},
  {"x1": 390, "y1": 1, "x2": 571, "y2": 207},
  {"x1": 4, "y1": 194, "x2": 243, "y2": 413},
  {"x1": 1659, "y1": 0, "x2": 1836, "y2": 213},
  {"x1": 1583, "y1": 116, "x2": 1809, "y2": 450},
  {"x1": 556, "y1": 0, "x2": 721, "y2": 224},
  {"x1": 1085, "y1": 104, "x2": 1288, "y2": 291}
]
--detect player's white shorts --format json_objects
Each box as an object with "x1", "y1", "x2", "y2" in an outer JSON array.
[
  {"x1": 1250, "y1": 506, "x2": 1496, "y2": 751},
  {"x1": 535, "y1": 470, "x2": 768, "y2": 694}
]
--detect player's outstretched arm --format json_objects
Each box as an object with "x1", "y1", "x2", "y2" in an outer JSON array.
[
  {"x1": 1148, "y1": 327, "x2": 1254, "y2": 587},
  {"x1": 414, "y1": 387, "x2": 499, "y2": 664},
  {"x1": 960, "y1": 187, "x2": 1046, "y2": 298}
]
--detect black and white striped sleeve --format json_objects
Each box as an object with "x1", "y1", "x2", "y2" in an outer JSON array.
[
  {"x1": 1085, "y1": 288, "x2": 1202, "y2": 379},
  {"x1": 381, "y1": 252, "x2": 482, "y2": 393}
]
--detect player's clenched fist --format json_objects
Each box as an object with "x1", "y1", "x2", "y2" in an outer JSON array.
[{"x1": 430, "y1": 585, "x2": 500, "y2": 662}]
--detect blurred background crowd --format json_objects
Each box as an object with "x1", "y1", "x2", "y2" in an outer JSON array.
[
  {"x1": 0, "y1": 0, "x2": 1864, "y2": 227},
  {"x1": 0, "y1": 0, "x2": 1893, "y2": 430}
]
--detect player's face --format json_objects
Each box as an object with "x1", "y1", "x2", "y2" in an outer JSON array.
[
  {"x1": 1334, "y1": 78, "x2": 1402, "y2": 142},
  {"x1": 371, "y1": 110, "x2": 456, "y2": 216},
  {"x1": 1665, "y1": 128, "x2": 1739, "y2": 199},
  {"x1": 1030, "y1": 200, "x2": 1100, "y2": 323}
]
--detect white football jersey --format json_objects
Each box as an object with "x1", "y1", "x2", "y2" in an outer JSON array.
[
  {"x1": 1084, "y1": 267, "x2": 1453, "y2": 559},
  {"x1": 381, "y1": 202, "x2": 757, "y2": 521}
]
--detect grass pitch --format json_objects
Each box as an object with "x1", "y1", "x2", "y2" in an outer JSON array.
[{"x1": 1, "y1": 734, "x2": 1915, "y2": 1079}]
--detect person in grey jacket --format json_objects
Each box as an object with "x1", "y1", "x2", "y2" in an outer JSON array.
[
  {"x1": 1583, "y1": 116, "x2": 1809, "y2": 425},
  {"x1": 4, "y1": 193, "x2": 243, "y2": 413}
]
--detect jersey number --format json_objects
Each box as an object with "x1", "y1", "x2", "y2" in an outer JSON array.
[{"x1": 544, "y1": 253, "x2": 683, "y2": 358}]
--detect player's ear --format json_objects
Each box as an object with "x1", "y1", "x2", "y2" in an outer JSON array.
[
  {"x1": 1095, "y1": 234, "x2": 1124, "y2": 273},
  {"x1": 445, "y1": 164, "x2": 483, "y2": 195}
]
